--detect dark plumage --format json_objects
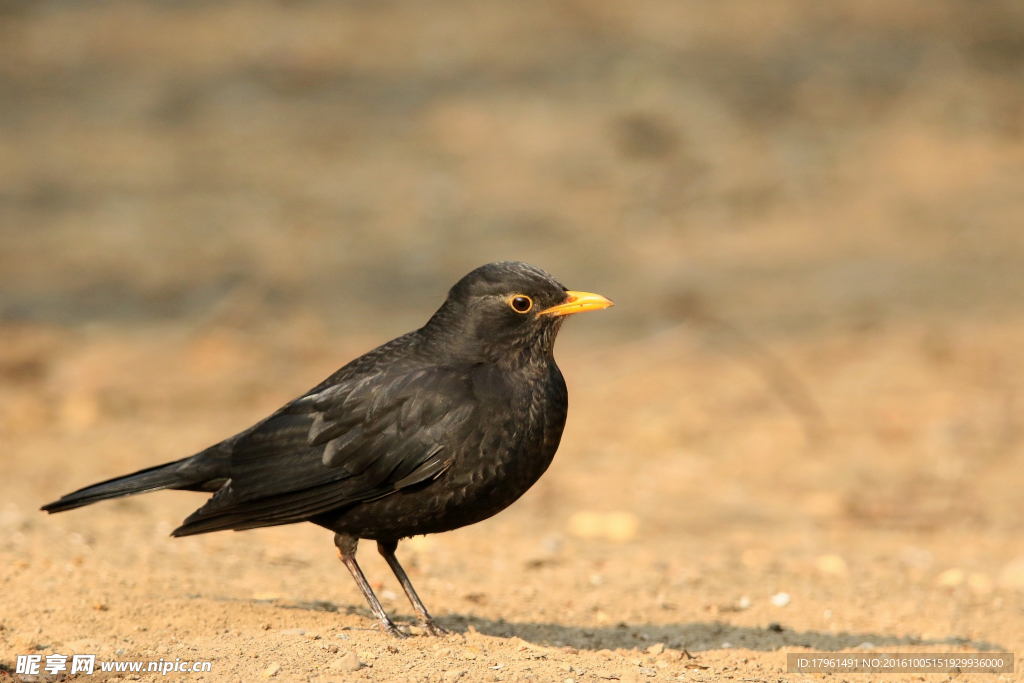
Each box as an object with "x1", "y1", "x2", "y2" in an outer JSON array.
[{"x1": 42, "y1": 261, "x2": 612, "y2": 636}]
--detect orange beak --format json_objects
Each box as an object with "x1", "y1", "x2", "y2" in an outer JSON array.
[{"x1": 538, "y1": 291, "x2": 614, "y2": 317}]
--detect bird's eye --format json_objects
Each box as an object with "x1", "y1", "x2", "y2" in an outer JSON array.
[{"x1": 509, "y1": 295, "x2": 533, "y2": 313}]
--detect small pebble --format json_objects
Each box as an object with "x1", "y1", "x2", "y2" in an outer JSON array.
[
  {"x1": 442, "y1": 670, "x2": 465, "y2": 682},
  {"x1": 330, "y1": 652, "x2": 361, "y2": 672},
  {"x1": 968, "y1": 573, "x2": 993, "y2": 594},
  {"x1": 999, "y1": 557, "x2": 1024, "y2": 588},
  {"x1": 936, "y1": 568, "x2": 965, "y2": 587},
  {"x1": 647, "y1": 643, "x2": 664, "y2": 656},
  {"x1": 815, "y1": 554, "x2": 848, "y2": 575},
  {"x1": 261, "y1": 662, "x2": 281, "y2": 678},
  {"x1": 770, "y1": 592, "x2": 790, "y2": 607}
]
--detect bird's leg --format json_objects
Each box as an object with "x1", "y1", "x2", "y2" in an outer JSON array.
[
  {"x1": 377, "y1": 540, "x2": 448, "y2": 636},
  {"x1": 334, "y1": 533, "x2": 406, "y2": 638}
]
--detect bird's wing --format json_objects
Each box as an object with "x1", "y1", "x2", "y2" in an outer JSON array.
[{"x1": 172, "y1": 365, "x2": 479, "y2": 535}]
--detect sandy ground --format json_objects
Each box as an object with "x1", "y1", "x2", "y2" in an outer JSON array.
[{"x1": 2, "y1": 316, "x2": 1023, "y2": 683}]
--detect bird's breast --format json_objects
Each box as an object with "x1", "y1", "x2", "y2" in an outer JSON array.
[
  {"x1": 322, "y1": 363, "x2": 568, "y2": 540},
  {"x1": 437, "y1": 363, "x2": 568, "y2": 525}
]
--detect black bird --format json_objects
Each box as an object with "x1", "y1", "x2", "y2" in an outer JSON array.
[{"x1": 43, "y1": 262, "x2": 612, "y2": 637}]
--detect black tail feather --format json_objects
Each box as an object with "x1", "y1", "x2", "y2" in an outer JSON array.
[{"x1": 41, "y1": 458, "x2": 200, "y2": 513}]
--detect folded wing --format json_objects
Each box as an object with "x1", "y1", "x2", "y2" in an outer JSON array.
[{"x1": 172, "y1": 366, "x2": 478, "y2": 536}]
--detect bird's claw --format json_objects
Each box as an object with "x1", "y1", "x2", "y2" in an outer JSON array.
[
  {"x1": 419, "y1": 619, "x2": 448, "y2": 636},
  {"x1": 379, "y1": 621, "x2": 409, "y2": 639}
]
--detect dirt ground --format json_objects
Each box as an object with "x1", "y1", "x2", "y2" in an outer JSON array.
[{"x1": 2, "y1": 315, "x2": 1023, "y2": 683}]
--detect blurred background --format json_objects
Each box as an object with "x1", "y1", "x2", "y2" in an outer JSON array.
[
  {"x1": 2, "y1": 0, "x2": 1023, "y2": 335},
  {"x1": 2, "y1": 0, "x2": 1024, "y2": 670}
]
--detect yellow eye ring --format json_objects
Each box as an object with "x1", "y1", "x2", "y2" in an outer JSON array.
[{"x1": 509, "y1": 295, "x2": 533, "y2": 313}]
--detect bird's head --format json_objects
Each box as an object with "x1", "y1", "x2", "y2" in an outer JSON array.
[{"x1": 424, "y1": 261, "x2": 613, "y2": 364}]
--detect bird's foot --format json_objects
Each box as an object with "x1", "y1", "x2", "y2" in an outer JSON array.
[
  {"x1": 376, "y1": 620, "x2": 409, "y2": 639},
  {"x1": 418, "y1": 619, "x2": 448, "y2": 636}
]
